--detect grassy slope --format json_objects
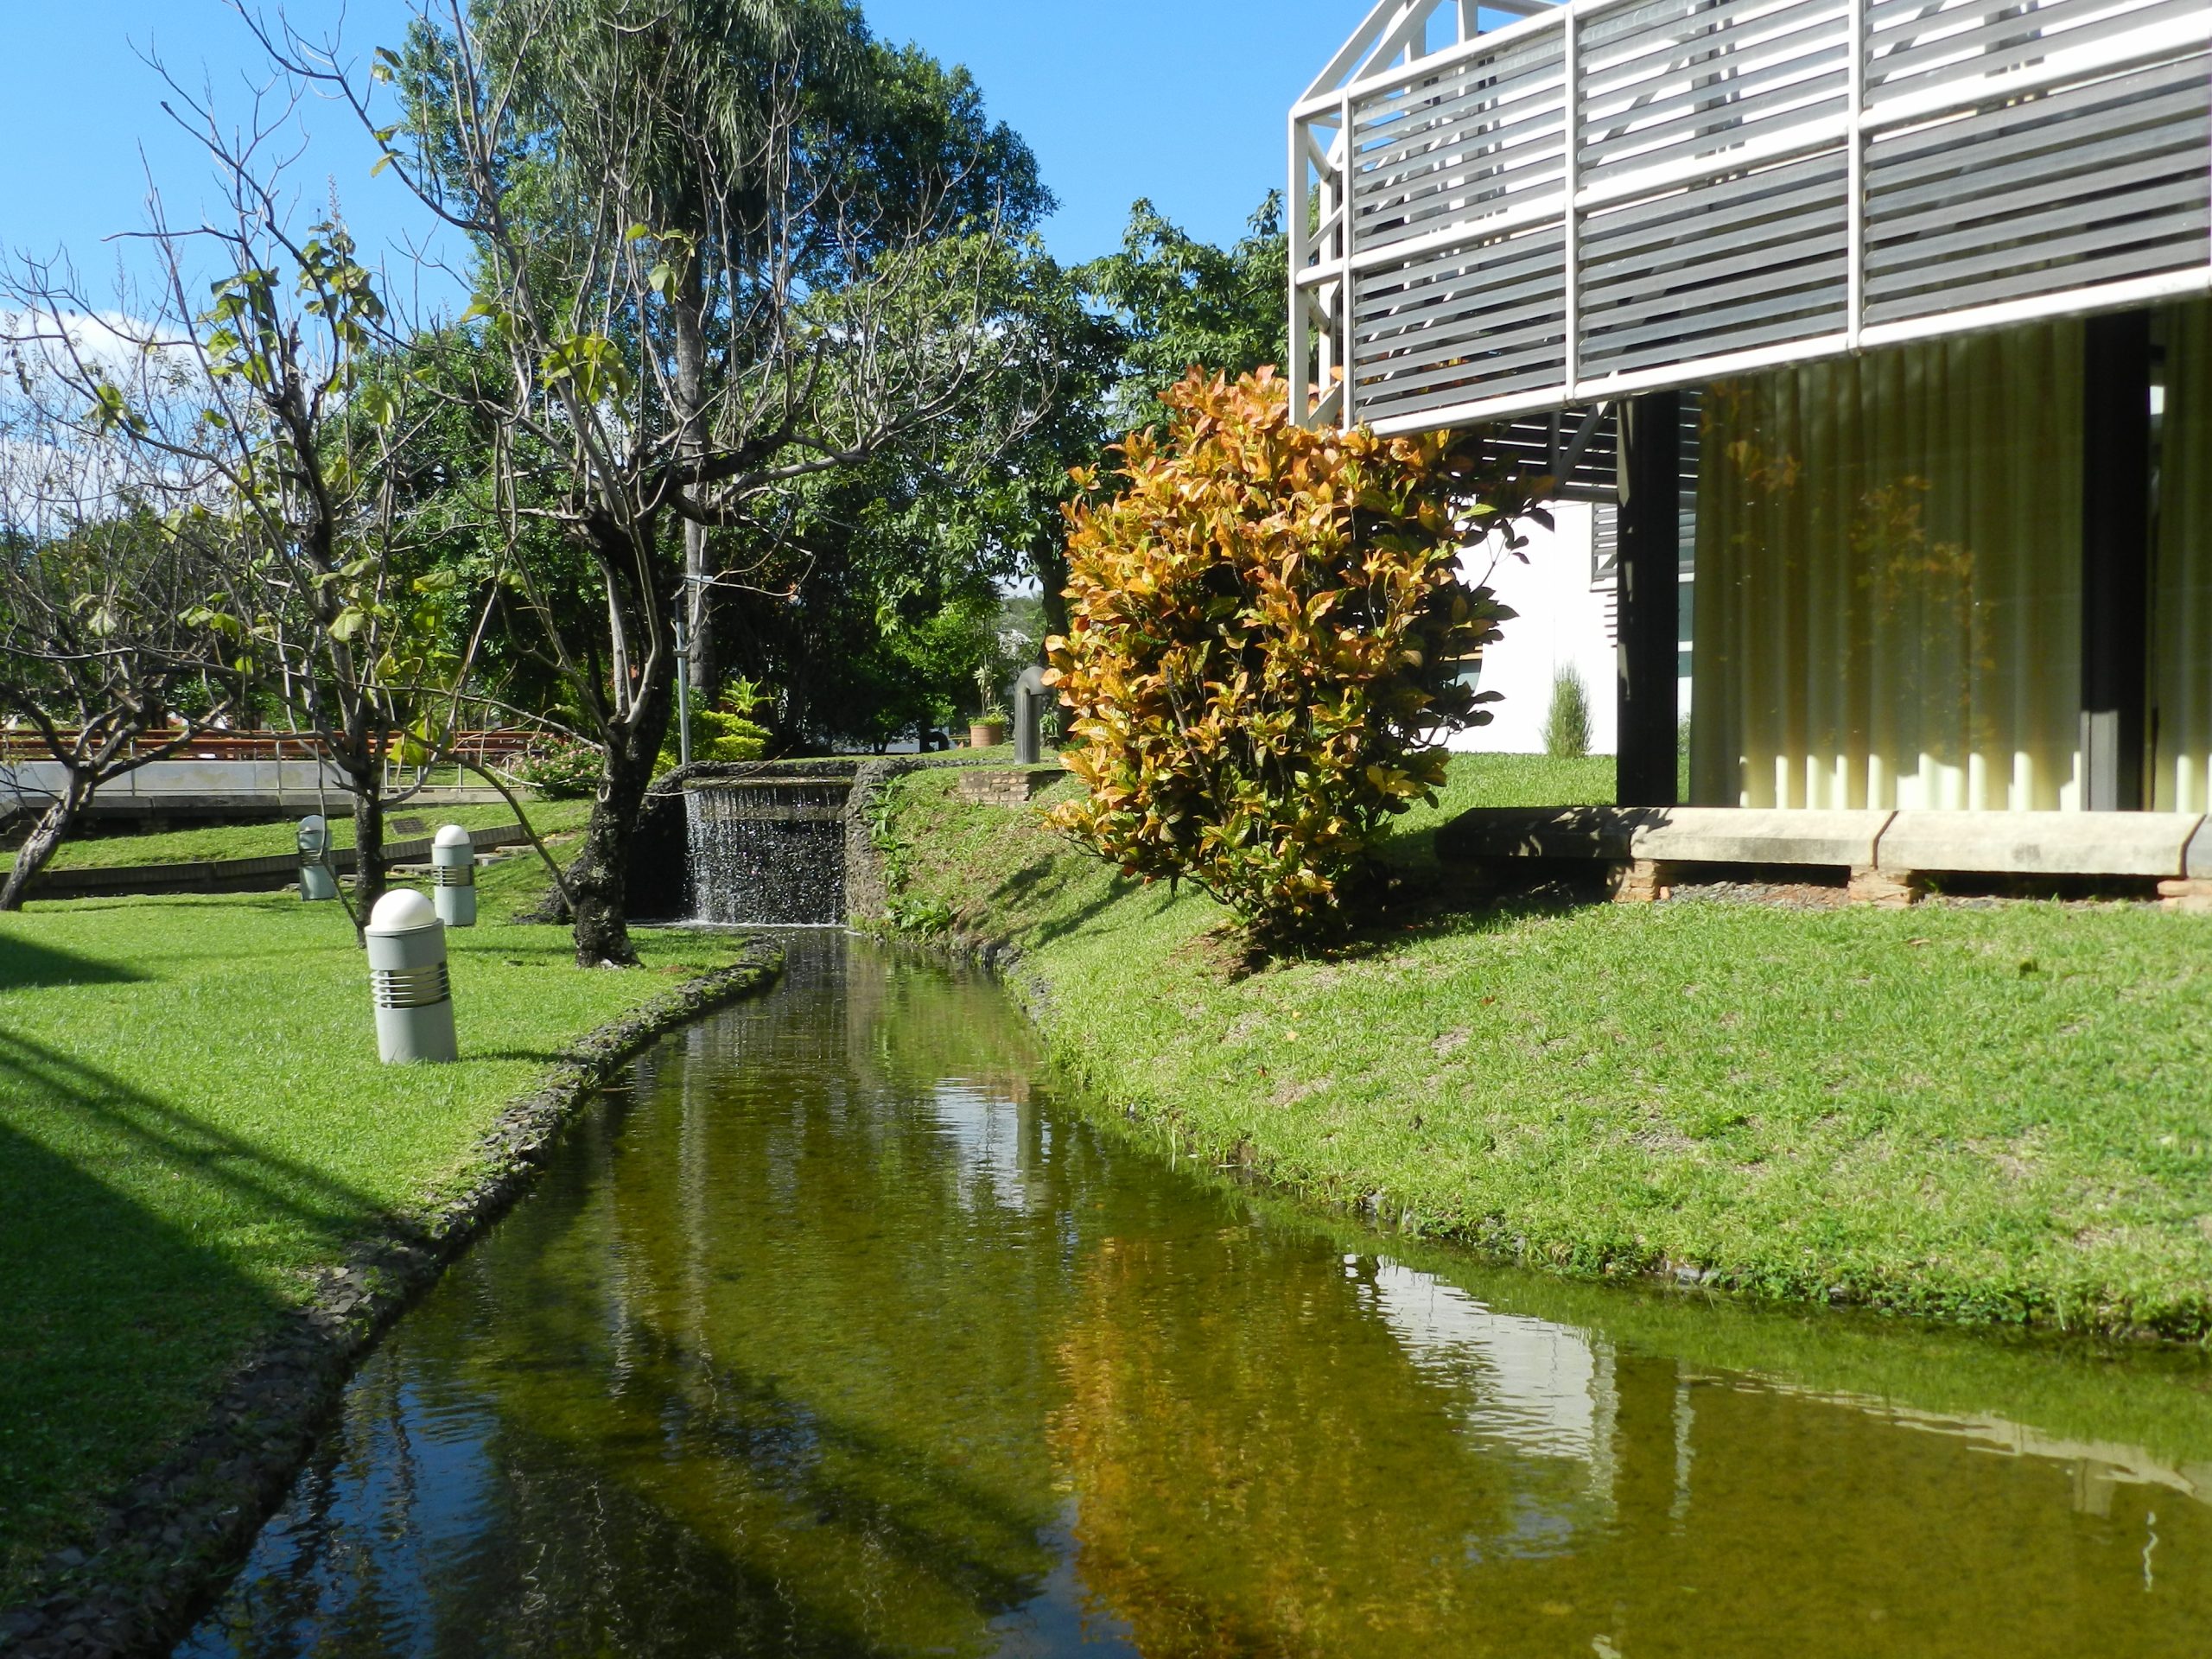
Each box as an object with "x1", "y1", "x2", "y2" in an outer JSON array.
[
  {"x1": 0, "y1": 847, "x2": 742, "y2": 1604},
  {"x1": 2, "y1": 798, "x2": 594, "y2": 873},
  {"x1": 886, "y1": 753, "x2": 2212, "y2": 1339}
]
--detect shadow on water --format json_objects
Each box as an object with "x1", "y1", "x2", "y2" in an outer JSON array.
[{"x1": 181, "y1": 934, "x2": 2212, "y2": 1659}]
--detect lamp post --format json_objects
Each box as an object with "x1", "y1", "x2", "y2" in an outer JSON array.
[
  {"x1": 674, "y1": 599, "x2": 693, "y2": 770},
  {"x1": 431, "y1": 823, "x2": 477, "y2": 927}
]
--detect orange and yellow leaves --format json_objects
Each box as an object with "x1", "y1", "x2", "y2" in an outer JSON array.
[{"x1": 1044, "y1": 368, "x2": 1539, "y2": 944}]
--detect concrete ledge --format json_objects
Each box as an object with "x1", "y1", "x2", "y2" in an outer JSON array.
[
  {"x1": 1436, "y1": 805, "x2": 1656, "y2": 863},
  {"x1": 2188, "y1": 819, "x2": 2212, "y2": 880},
  {"x1": 1877, "y1": 811, "x2": 2205, "y2": 879},
  {"x1": 1435, "y1": 804, "x2": 2211, "y2": 887},
  {"x1": 1631, "y1": 807, "x2": 1894, "y2": 868}
]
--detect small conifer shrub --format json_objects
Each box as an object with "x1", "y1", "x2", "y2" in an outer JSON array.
[{"x1": 1543, "y1": 664, "x2": 1593, "y2": 759}]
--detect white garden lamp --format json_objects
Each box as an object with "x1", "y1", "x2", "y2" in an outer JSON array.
[
  {"x1": 431, "y1": 824, "x2": 477, "y2": 927},
  {"x1": 297, "y1": 815, "x2": 337, "y2": 902},
  {"x1": 365, "y1": 889, "x2": 458, "y2": 1064}
]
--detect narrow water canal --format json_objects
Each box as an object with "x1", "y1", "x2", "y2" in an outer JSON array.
[{"x1": 182, "y1": 935, "x2": 2212, "y2": 1657}]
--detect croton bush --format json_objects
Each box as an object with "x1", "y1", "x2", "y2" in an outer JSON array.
[{"x1": 1043, "y1": 367, "x2": 1544, "y2": 943}]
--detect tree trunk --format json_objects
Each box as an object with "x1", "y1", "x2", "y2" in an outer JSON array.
[
  {"x1": 674, "y1": 257, "x2": 716, "y2": 697},
  {"x1": 0, "y1": 775, "x2": 89, "y2": 912},
  {"x1": 351, "y1": 785, "x2": 386, "y2": 918},
  {"x1": 1032, "y1": 537, "x2": 1071, "y2": 640},
  {"x1": 569, "y1": 718, "x2": 665, "y2": 966}
]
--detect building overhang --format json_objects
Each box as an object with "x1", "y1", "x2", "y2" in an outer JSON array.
[{"x1": 1292, "y1": 0, "x2": 2212, "y2": 435}]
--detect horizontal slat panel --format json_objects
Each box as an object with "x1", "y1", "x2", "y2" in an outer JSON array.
[
  {"x1": 1864, "y1": 48, "x2": 2210, "y2": 322},
  {"x1": 1352, "y1": 225, "x2": 1572, "y2": 417},
  {"x1": 1585, "y1": 276, "x2": 1847, "y2": 365},
  {"x1": 1351, "y1": 33, "x2": 1571, "y2": 256},
  {"x1": 1866, "y1": 0, "x2": 2197, "y2": 102},
  {"x1": 1300, "y1": 0, "x2": 2212, "y2": 436},
  {"x1": 1581, "y1": 143, "x2": 1847, "y2": 372},
  {"x1": 1864, "y1": 222, "x2": 2212, "y2": 321},
  {"x1": 1867, "y1": 82, "x2": 2205, "y2": 207},
  {"x1": 1578, "y1": 0, "x2": 1851, "y2": 190}
]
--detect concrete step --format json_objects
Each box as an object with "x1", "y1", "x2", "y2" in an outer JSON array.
[{"x1": 1435, "y1": 804, "x2": 2211, "y2": 887}]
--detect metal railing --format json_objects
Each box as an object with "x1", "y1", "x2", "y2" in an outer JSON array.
[
  {"x1": 0, "y1": 730, "x2": 539, "y2": 812},
  {"x1": 1293, "y1": 0, "x2": 2212, "y2": 434}
]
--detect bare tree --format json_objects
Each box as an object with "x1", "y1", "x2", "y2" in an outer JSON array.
[
  {"x1": 1, "y1": 79, "x2": 499, "y2": 925},
  {"x1": 0, "y1": 417, "x2": 238, "y2": 909},
  {"x1": 258, "y1": 0, "x2": 1056, "y2": 963}
]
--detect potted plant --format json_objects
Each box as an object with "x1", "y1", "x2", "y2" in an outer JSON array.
[
  {"x1": 968, "y1": 665, "x2": 1008, "y2": 748},
  {"x1": 969, "y1": 700, "x2": 1009, "y2": 749}
]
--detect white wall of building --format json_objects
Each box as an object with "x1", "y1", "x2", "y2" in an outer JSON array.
[{"x1": 1449, "y1": 503, "x2": 1619, "y2": 757}]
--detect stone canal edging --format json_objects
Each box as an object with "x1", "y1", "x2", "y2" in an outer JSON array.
[
  {"x1": 21, "y1": 824, "x2": 535, "y2": 904},
  {"x1": 0, "y1": 941, "x2": 784, "y2": 1659}
]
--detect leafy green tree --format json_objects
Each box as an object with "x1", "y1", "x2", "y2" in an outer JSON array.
[
  {"x1": 0, "y1": 75, "x2": 496, "y2": 925},
  {"x1": 265, "y1": 0, "x2": 1065, "y2": 962},
  {"x1": 0, "y1": 493, "x2": 237, "y2": 910},
  {"x1": 1084, "y1": 194, "x2": 1288, "y2": 431}
]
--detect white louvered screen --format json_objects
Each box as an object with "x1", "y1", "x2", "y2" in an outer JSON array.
[
  {"x1": 1346, "y1": 28, "x2": 1572, "y2": 426},
  {"x1": 1292, "y1": 0, "x2": 2212, "y2": 436}
]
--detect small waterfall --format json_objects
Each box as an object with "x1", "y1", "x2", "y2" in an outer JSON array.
[{"x1": 685, "y1": 779, "x2": 850, "y2": 925}]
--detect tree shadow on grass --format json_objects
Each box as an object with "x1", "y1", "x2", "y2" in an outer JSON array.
[
  {"x1": 0, "y1": 1117, "x2": 280, "y2": 1604},
  {"x1": 0, "y1": 933, "x2": 144, "y2": 992},
  {"x1": 988, "y1": 855, "x2": 1176, "y2": 953},
  {"x1": 460, "y1": 1046, "x2": 571, "y2": 1066},
  {"x1": 0, "y1": 1030, "x2": 400, "y2": 1256}
]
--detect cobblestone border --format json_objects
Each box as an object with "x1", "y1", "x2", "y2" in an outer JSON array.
[{"x1": 0, "y1": 942, "x2": 784, "y2": 1659}]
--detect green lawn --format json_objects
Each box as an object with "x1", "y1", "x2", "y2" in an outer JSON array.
[
  {"x1": 881, "y1": 751, "x2": 2212, "y2": 1340},
  {"x1": 0, "y1": 853, "x2": 745, "y2": 1606},
  {"x1": 3, "y1": 798, "x2": 594, "y2": 873}
]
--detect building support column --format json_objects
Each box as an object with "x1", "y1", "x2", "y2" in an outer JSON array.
[
  {"x1": 1618, "y1": 391, "x2": 1681, "y2": 807},
  {"x1": 2081, "y1": 310, "x2": 2152, "y2": 811}
]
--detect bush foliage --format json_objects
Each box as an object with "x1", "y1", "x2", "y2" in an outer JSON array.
[
  {"x1": 1044, "y1": 368, "x2": 1542, "y2": 941},
  {"x1": 507, "y1": 739, "x2": 604, "y2": 799}
]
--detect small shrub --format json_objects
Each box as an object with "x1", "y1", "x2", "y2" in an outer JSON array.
[
  {"x1": 696, "y1": 709, "x2": 770, "y2": 764},
  {"x1": 1045, "y1": 367, "x2": 1541, "y2": 943},
  {"x1": 506, "y1": 739, "x2": 602, "y2": 799},
  {"x1": 658, "y1": 700, "x2": 772, "y2": 771},
  {"x1": 1542, "y1": 665, "x2": 1593, "y2": 759}
]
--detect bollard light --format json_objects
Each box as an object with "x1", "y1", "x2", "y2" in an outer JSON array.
[
  {"x1": 431, "y1": 823, "x2": 477, "y2": 927},
  {"x1": 297, "y1": 815, "x2": 337, "y2": 902},
  {"x1": 365, "y1": 889, "x2": 458, "y2": 1064}
]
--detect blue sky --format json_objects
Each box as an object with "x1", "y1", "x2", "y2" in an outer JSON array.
[{"x1": 1, "y1": 0, "x2": 1366, "y2": 304}]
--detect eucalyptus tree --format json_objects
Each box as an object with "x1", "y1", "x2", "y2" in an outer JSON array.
[{"x1": 270, "y1": 0, "x2": 1060, "y2": 963}]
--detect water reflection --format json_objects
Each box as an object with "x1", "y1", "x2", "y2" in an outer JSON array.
[{"x1": 181, "y1": 935, "x2": 2212, "y2": 1657}]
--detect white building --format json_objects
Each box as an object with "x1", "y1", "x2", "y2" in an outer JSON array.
[{"x1": 1449, "y1": 502, "x2": 1692, "y2": 757}]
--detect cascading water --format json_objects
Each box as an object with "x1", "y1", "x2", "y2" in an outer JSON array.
[{"x1": 684, "y1": 779, "x2": 850, "y2": 925}]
